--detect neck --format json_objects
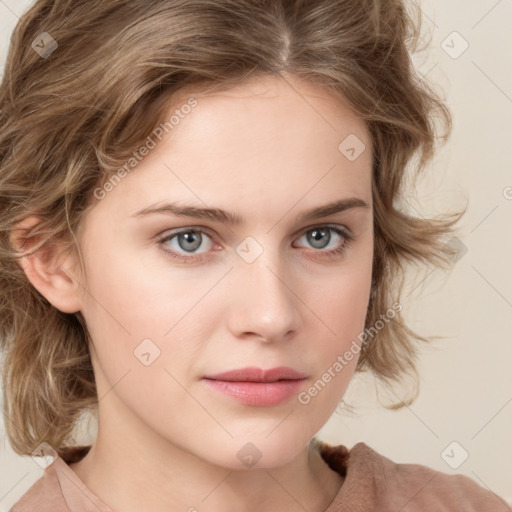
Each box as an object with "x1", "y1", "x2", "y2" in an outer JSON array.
[{"x1": 70, "y1": 425, "x2": 343, "y2": 512}]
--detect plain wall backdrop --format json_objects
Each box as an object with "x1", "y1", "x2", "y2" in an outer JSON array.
[{"x1": 0, "y1": 0, "x2": 511, "y2": 509}]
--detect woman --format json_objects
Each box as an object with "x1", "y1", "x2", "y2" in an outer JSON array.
[{"x1": 1, "y1": 1, "x2": 509, "y2": 511}]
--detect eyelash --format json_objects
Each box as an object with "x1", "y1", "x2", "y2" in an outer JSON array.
[{"x1": 158, "y1": 225, "x2": 354, "y2": 263}]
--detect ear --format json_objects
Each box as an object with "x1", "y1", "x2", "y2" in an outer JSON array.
[{"x1": 10, "y1": 215, "x2": 83, "y2": 314}]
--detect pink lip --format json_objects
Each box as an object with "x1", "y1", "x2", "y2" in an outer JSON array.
[
  {"x1": 202, "y1": 366, "x2": 307, "y2": 407},
  {"x1": 203, "y1": 366, "x2": 307, "y2": 382}
]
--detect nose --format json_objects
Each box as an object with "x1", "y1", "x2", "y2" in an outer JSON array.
[{"x1": 226, "y1": 245, "x2": 301, "y2": 343}]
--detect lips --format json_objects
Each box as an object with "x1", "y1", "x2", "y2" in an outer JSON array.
[
  {"x1": 202, "y1": 366, "x2": 308, "y2": 406},
  {"x1": 203, "y1": 366, "x2": 307, "y2": 383}
]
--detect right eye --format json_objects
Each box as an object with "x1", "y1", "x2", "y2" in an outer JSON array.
[{"x1": 158, "y1": 228, "x2": 216, "y2": 262}]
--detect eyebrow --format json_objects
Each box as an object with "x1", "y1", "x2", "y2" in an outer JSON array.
[{"x1": 131, "y1": 197, "x2": 370, "y2": 225}]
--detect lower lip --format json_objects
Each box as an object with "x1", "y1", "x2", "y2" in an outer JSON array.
[{"x1": 202, "y1": 378, "x2": 306, "y2": 406}]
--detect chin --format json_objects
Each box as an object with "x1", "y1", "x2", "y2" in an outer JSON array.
[{"x1": 198, "y1": 432, "x2": 308, "y2": 471}]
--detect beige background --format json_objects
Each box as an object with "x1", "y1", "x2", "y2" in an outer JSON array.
[{"x1": 1, "y1": 0, "x2": 511, "y2": 509}]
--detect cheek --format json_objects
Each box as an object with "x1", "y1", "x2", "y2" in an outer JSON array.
[
  {"x1": 300, "y1": 278, "x2": 370, "y2": 413},
  {"x1": 312, "y1": 257, "x2": 373, "y2": 335},
  {"x1": 81, "y1": 235, "x2": 200, "y2": 329},
  {"x1": 79, "y1": 244, "x2": 222, "y2": 381},
  {"x1": 79, "y1": 252, "x2": 210, "y2": 432},
  {"x1": 303, "y1": 256, "x2": 373, "y2": 390}
]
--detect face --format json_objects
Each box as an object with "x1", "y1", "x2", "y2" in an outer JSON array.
[{"x1": 73, "y1": 73, "x2": 373, "y2": 469}]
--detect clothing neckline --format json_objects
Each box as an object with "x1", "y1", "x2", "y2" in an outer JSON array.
[{"x1": 49, "y1": 439, "x2": 372, "y2": 512}]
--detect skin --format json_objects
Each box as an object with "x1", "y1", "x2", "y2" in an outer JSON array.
[{"x1": 14, "y1": 73, "x2": 374, "y2": 512}]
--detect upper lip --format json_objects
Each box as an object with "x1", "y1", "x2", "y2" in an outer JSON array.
[{"x1": 203, "y1": 366, "x2": 307, "y2": 382}]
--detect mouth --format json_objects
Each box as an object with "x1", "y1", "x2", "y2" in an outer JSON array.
[
  {"x1": 202, "y1": 366, "x2": 307, "y2": 406},
  {"x1": 203, "y1": 365, "x2": 307, "y2": 383}
]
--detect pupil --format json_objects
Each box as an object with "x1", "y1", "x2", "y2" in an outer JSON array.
[
  {"x1": 309, "y1": 228, "x2": 329, "y2": 248},
  {"x1": 180, "y1": 232, "x2": 201, "y2": 252}
]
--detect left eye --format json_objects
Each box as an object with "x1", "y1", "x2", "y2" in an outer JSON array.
[
  {"x1": 158, "y1": 225, "x2": 353, "y2": 262},
  {"x1": 295, "y1": 226, "x2": 346, "y2": 251},
  {"x1": 161, "y1": 229, "x2": 213, "y2": 256}
]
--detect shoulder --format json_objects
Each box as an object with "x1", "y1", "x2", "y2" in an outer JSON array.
[
  {"x1": 377, "y1": 450, "x2": 509, "y2": 511},
  {"x1": 315, "y1": 439, "x2": 511, "y2": 512},
  {"x1": 352, "y1": 442, "x2": 511, "y2": 512},
  {"x1": 9, "y1": 466, "x2": 70, "y2": 511},
  {"x1": 9, "y1": 446, "x2": 92, "y2": 512}
]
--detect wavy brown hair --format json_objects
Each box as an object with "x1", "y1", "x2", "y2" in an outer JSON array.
[{"x1": 0, "y1": 0, "x2": 465, "y2": 457}]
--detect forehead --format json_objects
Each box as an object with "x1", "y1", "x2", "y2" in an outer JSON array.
[
  {"x1": 89, "y1": 74, "x2": 372, "y2": 226},
  {"x1": 153, "y1": 73, "x2": 370, "y2": 152}
]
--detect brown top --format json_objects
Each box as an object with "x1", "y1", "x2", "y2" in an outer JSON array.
[{"x1": 10, "y1": 439, "x2": 511, "y2": 512}]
